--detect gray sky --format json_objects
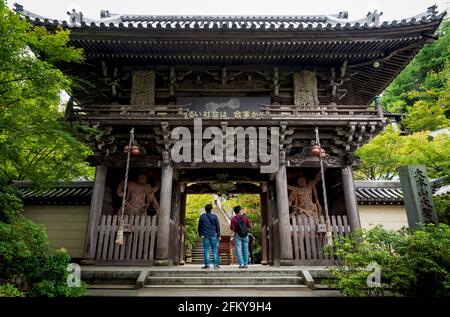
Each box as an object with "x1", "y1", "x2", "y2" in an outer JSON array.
[{"x1": 10, "y1": 0, "x2": 449, "y2": 21}]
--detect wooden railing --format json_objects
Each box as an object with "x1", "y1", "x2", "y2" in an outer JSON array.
[
  {"x1": 94, "y1": 215, "x2": 157, "y2": 264},
  {"x1": 261, "y1": 105, "x2": 383, "y2": 118},
  {"x1": 71, "y1": 104, "x2": 186, "y2": 119},
  {"x1": 290, "y1": 214, "x2": 351, "y2": 265},
  {"x1": 70, "y1": 104, "x2": 383, "y2": 121}
]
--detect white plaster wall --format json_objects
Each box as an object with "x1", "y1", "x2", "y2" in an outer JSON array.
[
  {"x1": 359, "y1": 204, "x2": 409, "y2": 231},
  {"x1": 22, "y1": 205, "x2": 89, "y2": 258}
]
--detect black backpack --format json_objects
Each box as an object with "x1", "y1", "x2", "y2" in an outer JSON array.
[{"x1": 236, "y1": 216, "x2": 249, "y2": 238}]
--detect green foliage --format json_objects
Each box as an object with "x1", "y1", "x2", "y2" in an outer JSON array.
[
  {"x1": 0, "y1": 1, "x2": 94, "y2": 185},
  {"x1": 355, "y1": 126, "x2": 450, "y2": 180},
  {"x1": 391, "y1": 224, "x2": 450, "y2": 296},
  {"x1": 324, "y1": 226, "x2": 401, "y2": 296},
  {"x1": 434, "y1": 194, "x2": 450, "y2": 224},
  {"x1": 359, "y1": 20, "x2": 450, "y2": 181},
  {"x1": 355, "y1": 126, "x2": 404, "y2": 180},
  {"x1": 324, "y1": 224, "x2": 450, "y2": 297},
  {"x1": 0, "y1": 284, "x2": 24, "y2": 297},
  {"x1": 383, "y1": 20, "x2": 450, "y2": 113},
  {"x1": 403, "y1": 65, "x2": 450, "y2": 132},
  {"x1": 223, "y1": 194, "x2": 262, "y2": 263},
  {"x1": 184, "y1": 194, "x2": 214, "y2": 250},
  {"x1": 0, "y1": 178, "x2": 86, "y2": 297},
  {"x1": 27, "y1": 250, "x2": 87, "y2": 297}
]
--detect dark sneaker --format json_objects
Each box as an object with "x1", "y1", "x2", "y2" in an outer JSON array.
[
  {"x1": 201, "y1": 266, "x2": 210, "y2": 269},
  {"x1": 214, "y1": 265, "x2": 220, "y2": 269},
  {"x1": 238, "y1": 265, "x2": 244, "y2": 268},
  {"x1": 243, "y1": 265, "x2": 248, "y2": 269}
]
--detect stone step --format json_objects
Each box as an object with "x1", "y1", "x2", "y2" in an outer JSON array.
[
  {"x1": 87, "y1": 285, "x2": 342, "y2": 297},
  {"x1": 142, "y1": 284, "x2": 309, "y2": 289},
  {"x1": 147, "y1": 270, "x2": 301, "y2": 277},
  {"x1": 146, "y1": 276, "x2": 305, "y2": 286}
]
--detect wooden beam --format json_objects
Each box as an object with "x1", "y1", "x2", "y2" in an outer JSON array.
[
  {"x1": 155, "y1": 163, "x2": 173, "y2": 265},
  {"x1": 275, "y1": 165, "x2": 294, "y2": 265},
  {"x1": 82, "y1": 165, "x2": 107, "y2": 260},
  {"x1": 341, "y1": 165, "x2": 361, "y2": 230}
]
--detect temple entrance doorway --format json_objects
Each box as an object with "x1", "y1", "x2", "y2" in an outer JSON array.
[{"x1": 182, "y1": 193, "x2": 262, "y2": 266}]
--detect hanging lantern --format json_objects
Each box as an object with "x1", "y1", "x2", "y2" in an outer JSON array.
[
  {"x1": 131, "y1": 145, "x2": 141, "y2": 155},
  {"x1": 311, "y1": 145, "x2": 321, "y2": 157},
  {"x1": 123, "y1": 145, "x2": 130, "y2": 154}
]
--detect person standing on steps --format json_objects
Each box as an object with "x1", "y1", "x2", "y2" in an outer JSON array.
[
  {"x1": 198, "y1": 204, "x2": 221, "y2": 269},
  {"x1": 230, "y1": 205, "x2": 251, "y2": 268}
]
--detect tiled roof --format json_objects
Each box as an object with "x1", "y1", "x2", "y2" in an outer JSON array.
[
  {"x1": 14, "y1": 3, "x2": 445, "y2": 32},
  {"x1": 12, "y1": 4, "x2": 446, "y2": 107},
  {"x1": 355, "y1": 179, "x2": 449, "y2": 204},
  {"x1": 13, "y1": 179, "x2": 449, "y2": 206},
  {"x1": 14, "y1": 181, "x2": 93, "y2": 205},
  {"x1": 354, "y1": 180, "x2": 405, "y2": 204}
]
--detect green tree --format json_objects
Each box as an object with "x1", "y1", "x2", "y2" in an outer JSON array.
[
  {"x1": 383, "y1": 20, "x2": 450, "y2": 112},
  {"x1": 358, "y1": 20, "x2": 450, "y2": 181},
  {"x1": 0, "y1": 2, "x2": 88, "y2": 297},
  {"x1": 355, "y1": 126, "x2": 450, "y2": 180},
  {"x1": 0, "y1": 178, "x2": 86, "y2": 297},
  {"x1": 0, "y1": 1, "x2": 94, "y2": 186},
  {"x1": 403, "y1": 65, "x2": 450, "y2": 132},
  {"x1": 355, "y1": 126, "x2": 405, "y2": 180},
  {"x1": 324, "y1": 224, "x2": 450, "y2": 297}
]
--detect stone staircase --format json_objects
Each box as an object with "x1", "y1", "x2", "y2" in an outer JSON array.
[
  {"x1": 191, "y1": 208, "x2": 233, "y2": 264},
  {"x1": 145, "y1": 268, "x2": 305, "y2": 286},
  {"x1": 81, "y1": 266, "x2": 338, "y2": 296}
]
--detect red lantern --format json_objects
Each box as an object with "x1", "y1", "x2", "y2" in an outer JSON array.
[
  {"x1": 311, "y1": 145, "x2": 321, "y2": 157},
  {"x1": 131, "y1": 145, "x2": 141, "y2": 155},
  {"x1": 123, "y1": 145, "x2": 130, "y2": 154}
]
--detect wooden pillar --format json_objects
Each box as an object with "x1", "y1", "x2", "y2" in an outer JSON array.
[
  {"x1": 260, "y1": 188, "x2": 269, "y2": 265},
  {"x1": 83, "y1": 165, "x2": 107, "y2": 260},
  {"x1": 179, "y1": 192, "x2": 187, "y2": 265},
  {"x1": 170, "y1": 177, "x2": 181, "y2": 265},
  {"x1": 341, "y1": 165, "x2": 361, "y2": 230},
  {"x1": 275, "y1": 165, "x2": 294, "y2": 265},
  {"x1": 155, "y1": 164, "x2": 173, "y2": 265}
]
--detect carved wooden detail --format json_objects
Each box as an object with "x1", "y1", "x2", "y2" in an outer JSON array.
[
  {"x1": 131, "y1": 70, "x2": 155, "y2": 106},
  {"x1": 293, "y1": 70, "x2": 319, "y2": 106}
]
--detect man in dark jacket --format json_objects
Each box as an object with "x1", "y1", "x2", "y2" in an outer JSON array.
[{"x1": 198, "y1": 204, "x2": 221, "y2": 269}]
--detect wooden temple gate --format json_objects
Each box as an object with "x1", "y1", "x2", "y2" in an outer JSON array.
[{"x1": 16, "y1": 3, "x2": 445, "y2": 266}]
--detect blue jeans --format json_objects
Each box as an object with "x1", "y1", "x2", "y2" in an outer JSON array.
[
  {"x1": 202, "y1": 235, "x2": 219, "y2": 267},
  {"x1": 234, "y1": 234, "x2": 249, "y2": 266}
]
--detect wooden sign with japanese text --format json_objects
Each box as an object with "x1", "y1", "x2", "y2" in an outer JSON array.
[{"x1": 177, "y1": 96, "x2": 270, "y2": 119}]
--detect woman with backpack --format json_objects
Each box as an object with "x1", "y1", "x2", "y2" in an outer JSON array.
[{"x1": 230, "y1": 205, "x2": 251, "y2": 268}]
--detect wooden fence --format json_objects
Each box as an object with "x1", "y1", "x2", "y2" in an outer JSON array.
[
  {"x1": 291, "y1": 214, "x2": 351, "y2": 265},
  {"x1": 94, "y1": 215, "x2": 157, "y2": 264}
]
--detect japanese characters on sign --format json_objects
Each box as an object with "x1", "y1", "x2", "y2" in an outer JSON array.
[
  {"x1": 177, "y1": 96, "x2": 270, "y2": 119},
  {"x1": 184, "y1": 110, "x2": 265, "y2": 120},
  {"x1": 413, "y1": 168, "x2": 435, "y2": 223}
]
